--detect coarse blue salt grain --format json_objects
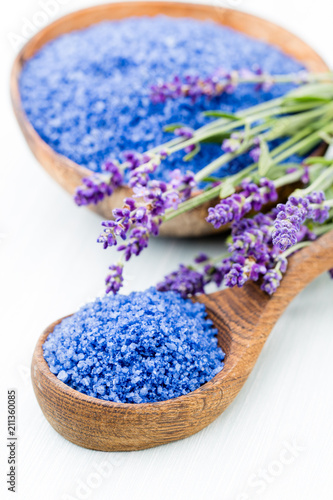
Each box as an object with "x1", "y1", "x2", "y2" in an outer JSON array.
[
  {"x1": 43, "y1": 287, "x2": 225, "y2": 403},
  {"x1": 19, "y1": 16, "x2": 304, "y2": 183},
  {"x1": 57, "y1": 370, "x2": 69, "y2": 383}
]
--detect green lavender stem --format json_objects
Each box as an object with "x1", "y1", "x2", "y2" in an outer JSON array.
[
  {"x1": 163, "y1": 84, "x2": 333, "y2": 155},
  {"x1": 280, "y1": 241, "x2": 312, "y2": 259},
  {"x1": 144, "y1": 82, "x2": 333, "y2": 177},
  {"x1": 195, "y1": 105, "x2": 333, "y2": 183},
  {"x1": 164, "y1": 123, "x2": 333, "y2": 224}
]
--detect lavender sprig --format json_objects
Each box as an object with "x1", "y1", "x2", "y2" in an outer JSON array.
[
  {"x1": 105, "y1": 264, "x2": 124, "y2": 294},
  {"x1": 98, "y1": 162, "x2": 196, "y2": 293},
  {"x1": 150, "y1": 68, "x2": 308, "y2": 103},
  {"x1": 72, "y1": 77, "x2": 333, "y2": 296},
  {"x1": 206, "y1": 178, "x2": 278, "y2": 228},
  {"x1": 273, "y1": 191, "x2": 331, "y2": 251},
  {"x1": 74, "y1": 160, "x2": 123, "y2": 206},
  {"x1": 157, "y1": 209, "x2": 325, "y2": 298},
  {"x1": 74, "y1": 83, "x2": 333, "y2": 211},
  {"x1": 149, "y1": 68, "x2": 332, "y2": 103}
]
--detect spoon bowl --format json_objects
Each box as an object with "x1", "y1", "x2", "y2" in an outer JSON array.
[
  {"x1": 31, "y1": 230, "x2": 333, "y2": 451},
  {"x1": 11, "y1": 1, "x2": 329, "y2": 237}
]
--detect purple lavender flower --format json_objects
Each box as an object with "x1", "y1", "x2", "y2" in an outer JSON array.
[
  {"x1": 168, "y1": 169, "x2": 196, "y2": 201},
  {"x1": 204, "y1": 262, "x2": 231, "y2": 287},
  {"x1": 184, "y1": 144, "x2": 196, "y2": 154},
  {"x1": 221, "y1": 133, "x2": 244, "y2": 154},
  {"x1": 261, "y1": 268, "x2": 283, "y2": 295},
  {"x1": 157, "y1": 265, "x2": 205, "y2": 298},
  {"x1": 273, "y1": 197, "x2": 309, "y2": 251},
  {"x1": 128, "y1": 156, "x2": 159, "y2": 188},
  {"x1": 224, "y1": 263, "x2": 249, "y2": 287},
  {"x1": 169, "y1": 169, "x2": 183, "y2": 188},
  {"x1": 118, "y1": 226, "x2": 150, "y2": 261},
  {"x1": 174, "y1": 127, "x2": 194, "y2": 140},
  {"x1": 194, "y1": 253, "x2": 209, "y2": 263},
  {"x1": 74, "y1": 160, "x2": 123, "y2": 206},
  {"x1": 307, "y1": 191, "x2": 330, "y2": 223},
  {"x1": 159, "y1": 212, "x2": 273, "y2": 299},
  {"x1": 249, "y1": 261, "x2": 268, "y2": 280},
  {"x1": 224, "y1": 258, "x2": 267, "y2": 287},
  {"x1": 252, "y1": 66, "x2": 274, "y2": 92},
  {"x1": 127, "y1": 151, "x2": 169, "y2": 188},
  {"x1": 249, "y1": 146, "x2": 261, "y2": 162},
  {"x1": 98, "y1": 165, "x2": 196, "y2": 294},
  {"x1": 98, "y1": 199, "x2": 133, "y2": 250},
  {"x1": 207, "y1": 194, "x2": 251, "y2": 228},
  {"x1": 229, "y1": 215, "x2": 273, "y2": 271},
  {"x1": 301, "y1": 164, "x2": 310, "y2": 184},
  {"x1": 296, "y1": 225, "x2": 316, "y2": 243},
  {"x1": 158, "y1": 199, "x2": 322, "y2": 300},
  {"x1": 164, "y1": 190, "x2": 180, "y2": 210},
  {"x1": 173, "y1": 125, "x2": 196, "y2": 154},
  {"x1": 150, "y1": 67, "x2": 274, "y2": 103},
  {"x1": 103, "y1": 160, "x2": 123, "y2": 183},
  {"x1": 105, "y1": 264, "x2": 124, "y2": 294},
  {"x1": 273, "y1": 192, "x2": 329, "y2": 251},
  {"x1": 206, "y1": 178, "x2": 277, "y2": 229},
  {"x1": 150, "y1": 75, "x2": 182, "y2": 103},
  {"x1": 122, "y1": 151, "x2": 150, "y2": 171},
  {"x1": 97, "y1": 221, "x2": 118, "y2": 249},
  {"x1": 179, "y1": 172, "x2": 196, "y2": 200},
  {"x1": 229, "y1": 224, "x2": 268, "y2": 255},
  {"x1": 259, "y1": 178, "x2": 278, "y2": 205}
]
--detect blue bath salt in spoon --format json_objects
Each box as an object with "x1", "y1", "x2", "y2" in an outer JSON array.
[{"x1": 43, "y1": 287, "x2": 225, "y2": 404}]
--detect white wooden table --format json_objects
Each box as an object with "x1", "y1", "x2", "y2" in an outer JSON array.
[{"x1": 1, "y1": 1, "x2": 333, "y2": 499}]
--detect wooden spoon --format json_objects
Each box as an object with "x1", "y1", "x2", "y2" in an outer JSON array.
[
  {"x1": 31, "y1": 230, "x2": 333, "y2": 451},
  {"x1": 11, "y1": 1, "x2": 329, "y2": 237}
]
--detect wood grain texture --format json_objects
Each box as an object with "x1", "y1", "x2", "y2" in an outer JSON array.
[
  {"x1": 10, "y1": 2, "x2": 329, "y2": 237},
  {"x1": 31, "y1": 229, "x2": 333, "y2": 451}
]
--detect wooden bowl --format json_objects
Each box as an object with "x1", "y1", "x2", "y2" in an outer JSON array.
[
  {"x1": 32, "y1": 310, "x2": 236, "y2": 452},
  {"x1": 11, "y1": 2, "x2": 329, "y2": 237}
]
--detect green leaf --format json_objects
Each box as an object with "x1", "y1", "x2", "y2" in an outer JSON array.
[
  {"x1": 201, "y1": 132, "x2": 230, "y2": 144},
  {"x1": 202, "y1": 110, "x2": 241, "y2": 120},
  {"x1": 163, "y1": 123, "x2": 187, "y2": 132},
  {"x1": 284, "y1": 96, "x2": 331, "y2": 104},
  {"x1": 305, "y1": 156, "x2": 333, "y2": 166},
  {"x1": 258, "y1": 139, "x2": 273, "y2": 176},
  {"x1": 202, "y1": 176, "x2": 221, "y2": 183},
  {"x1": 220, "y1": 178, "x2": 236, "y2": 198}
]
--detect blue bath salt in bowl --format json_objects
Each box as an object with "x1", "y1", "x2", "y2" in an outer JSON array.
[
  {"x1": 43, "y1": 287, "x2": 225, "y2": 403},
  {"x1": 19, "y1": 16, "x2": 305, "y2": 182}
]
